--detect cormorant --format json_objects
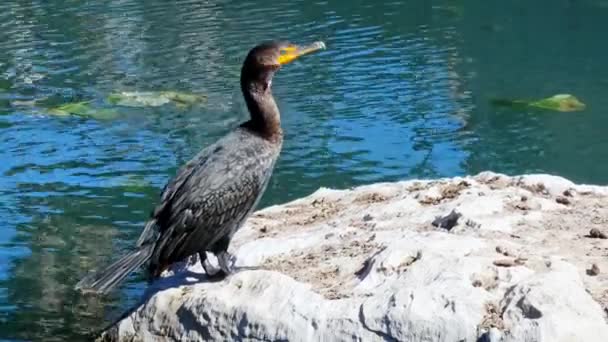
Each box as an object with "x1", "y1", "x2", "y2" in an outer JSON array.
[{"x1": 75, "y1": 40, "x2": 325, "y2": 294}]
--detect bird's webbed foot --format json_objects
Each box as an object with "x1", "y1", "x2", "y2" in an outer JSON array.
[
  {"x1": 199, "y1": 251, "x2": 221, "y2": 277},
  {"x1": 208, "y1": 235, "x2": 236, "y2": 277},
  {"x1": 198, "y1": 250, "x2": 236, "y2": 278},
  {"x1": 217, "y1": 251, "x2": 237, "y2": 275}
]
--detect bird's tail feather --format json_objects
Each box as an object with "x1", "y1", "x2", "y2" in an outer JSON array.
[
  {"x1": 75, "y1": 244, "x2": 154, "y2": 295},
  {"x1": 136, "y1": 219, "x2": 158, "y2": 247}
]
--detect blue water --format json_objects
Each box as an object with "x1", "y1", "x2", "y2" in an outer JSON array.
[{"x1": 1, "y1": 0, "x2": 608, "y2": 340}]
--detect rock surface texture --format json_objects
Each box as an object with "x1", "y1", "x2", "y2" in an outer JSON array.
[{"x1": 98, "y1": 172, "x2": 608, "y2": 342}]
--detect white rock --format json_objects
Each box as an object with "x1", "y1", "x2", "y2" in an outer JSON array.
[
  {"x1": 501, "y1": 260, "x2": 607, "y2": 342},
  {"x1": 99, "y1": 172, "x2": 608, "y2": 342}
]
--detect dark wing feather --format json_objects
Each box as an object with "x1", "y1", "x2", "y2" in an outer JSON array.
[
  {"x1": 145, "y1": 129, "x2": 279, "y2": 269},
  {"x1": 136, "y1": 147, "x2": 213, "y2": 247},
  {"x1": 164, "y1": 172, "x2": 263, "y2": 262}
]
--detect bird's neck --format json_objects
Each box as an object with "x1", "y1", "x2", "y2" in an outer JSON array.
[{"x1": 241, "y1": 79, "x2": 282, "y2": 140}]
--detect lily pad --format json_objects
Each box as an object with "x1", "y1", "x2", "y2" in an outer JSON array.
[
  {"x1": 491, "y1": 94, "x2": 586, "y2": 112},
  {"x1": 107, "y1": 91, "x2": 206, "y2": 108},
  {"x1": 48, "y1": 101, "x2": 119, "y2": 120}
]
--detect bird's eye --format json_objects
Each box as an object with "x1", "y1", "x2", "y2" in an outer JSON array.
[{"x1": 279, "y1": 49, "x2": 287, "y2": 55}]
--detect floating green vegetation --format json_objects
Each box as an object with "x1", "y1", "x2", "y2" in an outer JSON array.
[
  {"x1": 47, "y1": 101, "x2": 119, "y2": 120},
  {"x1": 435, "y1": 0, "x2": 464, "y2": 17},
  {"x1": 491, "y1": 94, "x2": 586, "y2": 112},
  {"x1": 43, "y1": 90, "x2": 206, "y2": 119},
  {"x1": 0, "y1": 78, "x2": 11, "y2": 91},
  {"x1": 119, "y1": 174, "x2": 152, "y2": 193},
  {"x1": 107, "y1": 91, "x2": 207, "y2": 108}
]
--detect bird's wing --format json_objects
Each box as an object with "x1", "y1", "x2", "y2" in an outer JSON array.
[
  {"x1": 135, "y1": 146, "x2": 213, "y2": 247},
  {"x1": 140, "y1": 130, "x2": 277, "y2": 262},
  {"x1": 153, "y1": 134, "x2": 277, "y2": 263},
  {"x1": 156, "y1": 168, "x2": 266, "y2": 262}
]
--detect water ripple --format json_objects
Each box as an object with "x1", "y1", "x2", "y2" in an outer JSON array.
[{"x1": 7, "y1": 0, "x2": 608, "y2": 340}]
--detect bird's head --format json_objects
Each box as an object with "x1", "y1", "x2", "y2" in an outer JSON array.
[{"x1": 241, "y1": 40, "x2": 326, "y2": 91}]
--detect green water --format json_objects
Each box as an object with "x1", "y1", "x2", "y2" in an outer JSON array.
[{"x1": 1, "y1": 0, "x2": 607, "y2": 340}]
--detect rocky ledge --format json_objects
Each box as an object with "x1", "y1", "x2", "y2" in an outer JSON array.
[{"x1": 99, "y1": 172, "x2": 608, "y2": 342}]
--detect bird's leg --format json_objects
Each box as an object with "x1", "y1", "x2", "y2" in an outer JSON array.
[
  {"x1": 198, "y1": 251, "x2": 221, "y2": 276},
  {"x1": 212, "y1": 236, "x2": 236, "y2": 276}
]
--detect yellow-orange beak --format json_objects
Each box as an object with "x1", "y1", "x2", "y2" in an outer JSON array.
[{"x1": 277, "y1": 41, "x2": 326, "y2": 65}]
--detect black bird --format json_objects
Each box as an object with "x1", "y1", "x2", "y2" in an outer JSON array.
[{"x1": 75, "y1": 40, "x2": 325, "y2": 294}]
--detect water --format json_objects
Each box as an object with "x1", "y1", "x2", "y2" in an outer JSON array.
[{"x1": 1, "y1": 0, "x2": 607, "y2": 340}]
